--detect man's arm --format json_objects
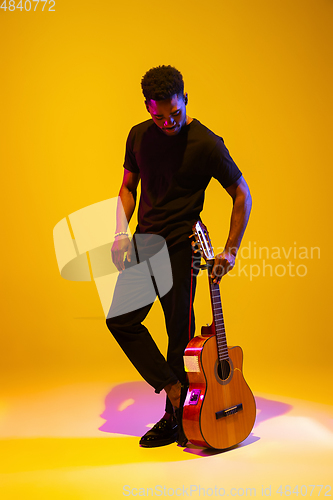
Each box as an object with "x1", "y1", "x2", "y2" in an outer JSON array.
[
  {"x1": 111, "y1": 169, "x2": 140, "y2": 272},
  {"x1": 212, "y1": 175, "x2": 252, "y2": 283}
]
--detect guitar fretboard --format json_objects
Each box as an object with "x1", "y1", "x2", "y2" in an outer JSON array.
[
  {"x1": 209, "y1": 278, "x2": 229, "y2": 362},
  {"x1": 194, "y1": 220, "x2": 229, "y2": 363}
]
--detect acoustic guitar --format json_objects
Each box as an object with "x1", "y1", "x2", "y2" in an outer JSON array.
[{"x1": 182, "y1": 220, "x2": 256, "y2": 449}]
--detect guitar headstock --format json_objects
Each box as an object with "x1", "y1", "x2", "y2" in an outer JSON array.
[{"x1": 192, "y1": 220, "x2": 215, "y2": 262}]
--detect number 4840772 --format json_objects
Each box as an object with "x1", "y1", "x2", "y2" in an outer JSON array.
[
  {"x1": 276, "y1": 485, "x2": 331, "y2": 496},
  {"x1": 1, "y1": 0, "x2": 55, "y2": 11}
]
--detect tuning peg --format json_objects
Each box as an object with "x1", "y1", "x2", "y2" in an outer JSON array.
[{"x1": 191, "y1": 241, "x2": 199, "y2": 252}]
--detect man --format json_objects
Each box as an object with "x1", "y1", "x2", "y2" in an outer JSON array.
[{"x1": 106, "y1": 65, "x2": 252, "y2": 447}]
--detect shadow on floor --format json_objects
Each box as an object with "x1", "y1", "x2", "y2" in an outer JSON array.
[{"x1": 98, "y1": 381, "x2": 293, "y2": 455}]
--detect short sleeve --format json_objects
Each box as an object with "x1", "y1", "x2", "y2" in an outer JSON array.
[
  {"x1": 123, "y1": 128, "x2": 140, "y2": 174},
  {"x1": 208, "y1": 138, "x2": 242, "y2": 188}
]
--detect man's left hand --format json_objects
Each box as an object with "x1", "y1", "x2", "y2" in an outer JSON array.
[{"x1": 211, "y1": 251, "x2": 236, "y2": 284}]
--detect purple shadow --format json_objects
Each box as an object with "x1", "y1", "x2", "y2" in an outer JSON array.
[
  {"x1": 253, "y1": 396, "x2": 292, "y2": 428},
  {"x1": 99, "y1": 381, "x2": 165, "y2": 437},
  {"x1": 99, "y1": 382, "x2": 292, "y2": 447}
]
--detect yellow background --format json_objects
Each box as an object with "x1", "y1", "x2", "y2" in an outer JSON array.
[{"x1": 1, "y1": 0, "x2": 332, "y2": 406}]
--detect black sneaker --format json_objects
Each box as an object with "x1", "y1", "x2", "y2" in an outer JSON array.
[{"x1": 139, "y1": 416, "x2": 178, "y2": 447}]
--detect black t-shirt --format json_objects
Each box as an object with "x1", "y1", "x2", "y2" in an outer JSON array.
[{"x1": 124, "y1": 118, "x2": 242, "y2": 249}]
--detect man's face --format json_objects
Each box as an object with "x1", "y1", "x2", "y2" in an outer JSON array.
[{"x1": 146, "y1": 93, "x2": 188, "y2": 136}]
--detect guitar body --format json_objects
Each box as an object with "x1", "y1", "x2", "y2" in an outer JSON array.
[{"x1": 183, "y1": 332, "x2": 256, "y2": 449}]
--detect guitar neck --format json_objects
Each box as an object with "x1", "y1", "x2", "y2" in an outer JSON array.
[{"x1": 207, "y1": 260, "x2": 229, "y2": 362}]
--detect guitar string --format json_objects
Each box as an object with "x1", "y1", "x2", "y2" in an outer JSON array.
[
  {"x1": 201, "y1": 227, "x2": 229, "y2": 380},
  {"x1": 209, "y1": 277, "x2": 229, "y2": 380}
]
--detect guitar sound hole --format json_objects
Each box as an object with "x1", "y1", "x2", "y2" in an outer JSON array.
[{"x1": 217, "y1": 359, "x2": 231, "y2": 381}]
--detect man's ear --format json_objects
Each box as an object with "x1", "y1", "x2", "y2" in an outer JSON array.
[
  {"x1": 145, "y1": 100, "x2": 150, "y2": 113},
  {"x1": 184, "y1": 93, "x2": 188, "y2": 105}
]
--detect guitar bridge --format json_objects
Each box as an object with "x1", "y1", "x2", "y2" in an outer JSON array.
[{"x1": 215, "y1": 403, "x2": 243, "y2": 419}]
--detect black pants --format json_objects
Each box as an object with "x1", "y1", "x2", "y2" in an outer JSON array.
[{"x1": 106, "y1": 241, "x2": 199, "y2": 414}]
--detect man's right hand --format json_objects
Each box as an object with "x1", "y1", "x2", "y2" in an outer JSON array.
[{"x1": 111, "y1": 236, "x2": 133, "y2": 272}]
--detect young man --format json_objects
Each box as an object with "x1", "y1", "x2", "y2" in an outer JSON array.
[{"x1": 106, "y1": 65, "x2": 252, "y2": 447}]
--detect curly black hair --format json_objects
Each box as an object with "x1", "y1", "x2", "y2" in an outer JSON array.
[{"x1": 141, "y1": 65, "x2": 184, "y2": 102}]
